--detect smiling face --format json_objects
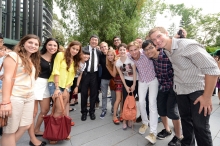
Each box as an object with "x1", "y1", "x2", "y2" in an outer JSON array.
[
  {"x1": 46, "y1": 40, "x2": 58, "y2": 55},
  {"x1": 23, "y1": 38, "x2": 40, "y2": 56},
  {"x1": 129, "y1": 45, "x2": 140, "y2": 60},
  {"x1": 143, "y1": 43, "x2": 159, "y2": 59},
  {"x1": 81, "y1": 53, "x2": 90, "y2": 62},
  {"x1": 89, "y1": 37, "x2": 99, "y2": 48},
  {"x1": 100, "y1": 43, "x2": 108, "y2": 55},
  {"x1": 150, "y1": 30, "x2": 172, "y2": 50},
  {"x1": 118, "y1": 46, "x2": 127, "y2": 57},
  {"x1": 113, "y1": 37, "x2": 121, "y2": 48},
  {"x1": 107, "y1": 51, "x2": 115, "y2": 62},
  {"x1": 70, "y1": 45, "x2": 80, "y2": 57}
]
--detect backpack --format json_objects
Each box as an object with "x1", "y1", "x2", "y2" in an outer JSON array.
[{"x1": 122, "y1": 92, "x2": 137, "y2": 122}]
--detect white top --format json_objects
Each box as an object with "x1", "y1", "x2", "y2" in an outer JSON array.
[
  {"x1": 87, "y1": 45, "x2": 98, "y2": 72},
  {"x1": 116, "y1": 57, "x2": 135, "y2": 81},
  {"x1": 75, "y1": 62, "x2": 86, "y2": 77}
]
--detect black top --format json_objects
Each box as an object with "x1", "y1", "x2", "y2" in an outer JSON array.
[
  {"x1": 99, "y1": 53, "x2": 112, "y2": 79},
  {"x1": 39, "y1": 57, "x2": 52, "y2": 79}
]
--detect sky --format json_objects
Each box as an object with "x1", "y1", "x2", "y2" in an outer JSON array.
[{"x1": 155, "y1": 0, "x2": 219, "y2": 30}]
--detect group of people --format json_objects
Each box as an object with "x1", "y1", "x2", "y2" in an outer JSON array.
[{"x1": 0, "y1": 25, "x2": 219, "y2": 146}]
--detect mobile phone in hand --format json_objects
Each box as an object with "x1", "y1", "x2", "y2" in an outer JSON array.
[{"x1": 178, "y1": 30, "x2": 185, "y2": 38}]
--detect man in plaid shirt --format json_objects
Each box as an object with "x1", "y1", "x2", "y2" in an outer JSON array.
[{"x1": 144, "y1": 40, "x2": 182, "y2": 146}]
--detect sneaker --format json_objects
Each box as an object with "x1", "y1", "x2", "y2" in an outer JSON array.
[
  {"x1": 157, "y1": 129, "x2": 172, "y2": 140},
  {"x1": 168, "y1": 136, "x2": 182, "y2": 146},
  {"x1": 139, "y1": 124, "x2": 148, "y2": 134},
  {"x1": 145, "y1": 133, "x2": 156, "y2": 144},
  {"x1": 95, "y1": 102, "x2": 99, "y2": 109},
  {"x1": 100, "y1": 111, "x2": 106, "y2": 119}
]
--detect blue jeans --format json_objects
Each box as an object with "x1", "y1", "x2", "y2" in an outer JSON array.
[
  {"x1": 101, "y1": 79, "x2": 110, "y2": 112},
  {"x1": 48, "y1": 82, "x2": 70, "y2": 96}
]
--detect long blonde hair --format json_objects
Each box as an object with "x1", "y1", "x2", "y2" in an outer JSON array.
[{"x1": 106, "y1": 47, "x2": 117, "y2": 71}]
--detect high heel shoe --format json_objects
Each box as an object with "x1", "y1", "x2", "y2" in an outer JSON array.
[{"x1": 29, "y1": 141, "x2": 46, "y2": 146}]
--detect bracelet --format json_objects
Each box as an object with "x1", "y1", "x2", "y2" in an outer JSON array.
[
  {"x1": 76, "y1": 85, "x2": 79, "y2": 87},
  {"x1": 55, "y1": 88, "x2": 60, "y2": 90},
  {"x1": 1, "y1": 101, "x2": 11, "y2": 105}
]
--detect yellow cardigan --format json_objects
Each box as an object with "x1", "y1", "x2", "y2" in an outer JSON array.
[{"x1": 48, "y1": 52, "x2": 75, "y2": 88}]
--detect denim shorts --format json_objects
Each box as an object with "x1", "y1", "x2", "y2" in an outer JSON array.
[{"x1": 48, "y1": 82, "x2": 71, "y2": 96}]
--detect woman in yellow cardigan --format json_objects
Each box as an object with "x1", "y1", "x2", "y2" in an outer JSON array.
[{"x1": 48, "y1": 41, "x2": 81, "y2": 131}]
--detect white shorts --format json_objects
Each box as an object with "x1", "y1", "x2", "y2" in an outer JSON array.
[
  {"x1": 34, "y1": 77, "x2": 50, "y2": 100},
  {"x1": 3, "y1": 95, "x2": 35, "y2": 133}
]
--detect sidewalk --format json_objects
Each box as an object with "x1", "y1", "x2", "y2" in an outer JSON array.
[{"x1": 14, "y1": 95, "x2": 220, "y2": 146}]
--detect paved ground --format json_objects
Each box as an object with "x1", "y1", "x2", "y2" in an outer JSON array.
[{"x1": 12, "y1": 94, "x2": 220, "y2": 146}]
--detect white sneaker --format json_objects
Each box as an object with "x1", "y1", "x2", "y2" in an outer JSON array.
[
  {"x1": 139, "y1": 124, "x2": 148, "y2": 134},
  {"x1": 145, "y1": 133, "x2": 156, "y2": 144}
]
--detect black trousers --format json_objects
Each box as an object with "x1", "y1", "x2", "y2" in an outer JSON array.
[
  {"x1": 81, "y1": 72, "x2": 98, "y2": 115},
  {"x1": 176, "y1": 90, "x2": 213, "y2": 146}
]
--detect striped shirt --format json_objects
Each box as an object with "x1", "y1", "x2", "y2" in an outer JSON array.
[
  {"x1": 164, "y1": 38, "x2": 220, "y2": 95},
  {"x1": 128, "y1": 51, "x2": 155, "y2": 83}
]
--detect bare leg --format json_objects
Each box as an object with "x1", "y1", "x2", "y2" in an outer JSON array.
[
  {"x1": 28, "y1": 101, "x2": 44, "y2": 145},
  {"x1": 1, "y1": 133, "x2": 16, "y2": 146},
  {"x1": 15, "y1": 125, "x2": 31, "y2": 142},
  {"x1": 161, "y1": 116, "x2": 171, "y2": 131},
  {"x1": 172, "y1": 119, "x2": 182, "y2": 138},
  {"x1": 34, "y1": 98, "x2": 50, "y2": 134},
  {"x1": 113, "y1": 91, "x2": 122, "y2": 120}
]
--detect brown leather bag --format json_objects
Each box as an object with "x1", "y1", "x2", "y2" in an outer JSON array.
[{"x1": 0, "y1": 54, "x2": 18, "y2": 127}]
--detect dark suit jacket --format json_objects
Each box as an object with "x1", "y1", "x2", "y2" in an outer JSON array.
[{"x1": 83, "y1": 45, "x2": 102, "y2": 75}]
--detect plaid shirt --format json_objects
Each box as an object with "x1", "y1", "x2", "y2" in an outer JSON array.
[{"x1": 152, "y1": 49, "x2": 173, "y2": 91}]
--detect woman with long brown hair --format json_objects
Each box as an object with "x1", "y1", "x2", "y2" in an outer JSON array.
[
  {"x1": 47, "y1": 40, "x2": 81, "y2": 143},
  {"x1": 0, "y1": 34, "x2": 41, "y2": 146}
]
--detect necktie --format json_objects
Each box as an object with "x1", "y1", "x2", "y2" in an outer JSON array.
[{"x1": 90, "y1": 48, "x2": 94, "y2": 73}]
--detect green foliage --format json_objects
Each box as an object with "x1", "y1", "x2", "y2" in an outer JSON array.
[
  {"x1": 54, "y1": 0, "x2": 147, "y2": 46},
  {"x1": 206, "y1": 46, "x2": 220, "y2": 53},
  {"x1": 196, "y1": 13, "x2": 220, "y2": 46},
  {"x1": 52, "y1": 14, "x2": 66, "y2": 46},
  {"x1": 168, "y1": 4, "x2": 202, "y2": 39}
]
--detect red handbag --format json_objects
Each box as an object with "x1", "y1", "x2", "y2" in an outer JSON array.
[{"x1": 43, "y1": 94, "x2": 72, "y2": 141}]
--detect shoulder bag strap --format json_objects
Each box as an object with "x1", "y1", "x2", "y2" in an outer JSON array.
[{"x1": 9, "y1": 54, "x2": 19, "y2": 95}]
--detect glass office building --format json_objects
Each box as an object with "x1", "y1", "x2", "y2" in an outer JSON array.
[{"x1": 0, "y1": 0, "x2": 53, "y2": 48}]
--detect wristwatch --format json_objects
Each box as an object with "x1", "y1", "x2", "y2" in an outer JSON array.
[{"x1": 65, "y1": 88, "x2": 71, "y2": 92}]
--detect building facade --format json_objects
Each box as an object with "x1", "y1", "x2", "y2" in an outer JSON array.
[{"x1": 0, "y1": 0, "x2": 53, "y2": 48}]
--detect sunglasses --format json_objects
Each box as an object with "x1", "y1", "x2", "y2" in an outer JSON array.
[{"x1": 122, "y1": 64, "x2": 126, "y2": 72}]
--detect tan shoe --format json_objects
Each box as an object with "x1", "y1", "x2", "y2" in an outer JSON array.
[
  {"x1": 145, "y1": 133, "x2": 156, "y2": 144},
  {"x1": 139, "y1": 124, "x2": 148, "y2": 134}
]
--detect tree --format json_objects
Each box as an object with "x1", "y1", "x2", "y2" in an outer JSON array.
[
  {"x1": 52, "y1": 14, "x2": 66, "y2": 46},
  {"x1": 196, "y1": 13, "x2": 220, "y2": 46},
  {"x1": 167, "y1": 4, "x2": 202, "y2": 39},
  {"x1": 54, "y1": 0, "x2": 147, "y2": 46}
]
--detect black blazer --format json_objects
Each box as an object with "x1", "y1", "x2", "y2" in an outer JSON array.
[{"x1": 83, "y1": 45, "x2": 102, "y2": 74}]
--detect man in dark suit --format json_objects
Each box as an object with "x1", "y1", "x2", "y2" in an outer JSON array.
[{"x1": 81, "y1": 35, "x2": 101, "y2": 121}]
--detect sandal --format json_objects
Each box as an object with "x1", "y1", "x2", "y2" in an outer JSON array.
[
  {"x1": 113, "y1": 119, "x2": 120, "y2": 125},
  {"x1": 119, "y1": 117, "x2": 123, "y2": 122},
  {"x1": 49, "y1": 141, "x2": 58, "y2": 144}
]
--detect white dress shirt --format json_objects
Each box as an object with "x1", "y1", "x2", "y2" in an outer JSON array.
[{"x1": 87, "y1": 45, "x2": 98, "y2": 72}]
